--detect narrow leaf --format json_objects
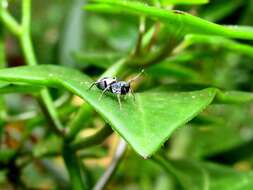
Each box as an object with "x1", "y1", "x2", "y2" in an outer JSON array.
[
  {"x1": 182, "y1": 34, "x2": 253, "y2": 58},
  {"x1": 216, "y1": 90, "x2": 253, "y2": 104},
  {"x1": 85, "y1": 0, "x2": 253, "y2": 40},
  {"x1": 0, "y1": 84, "x2": 43, "y2": 94},
  {"x1": 199, "y1": 0, "x2": 244, "y2": 22},
  {"x1": 161, "y1": 0, "x2": 209, "y2": 5}
]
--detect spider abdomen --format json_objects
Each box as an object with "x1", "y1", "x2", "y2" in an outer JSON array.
[{"x1": 96, "y1": 77, "x2": 117, "y2": 90}]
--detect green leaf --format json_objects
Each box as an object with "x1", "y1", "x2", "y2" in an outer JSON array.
[
  {"x1": 149, "y1": 83, "x2": 212, "y2": 93},
  {"x1": 215, "y1": 90, "x2": 253, "y2": 104},
  {"x1": 154, "y1": 156, "x2": 253, "y2": 190},
  {"x1": 181, "y1": 34, "x2": 253, "y2": 58},
  {"x1": 0, "y1": 65, "x2": 216, "y2": 157},
  {"x1": 85, "y1": 0, "x2": 253, "y2": 40},
  {"x1": 0, "y1": 83, "x2": 43, "y2": 94},
  {"x1": 151, "y1": 84, "x2": 253, "y2": 104},
  {"x1": 161, "y1": 0, "x2": 209, "y2": 5},
  {"x1": 0, "y1": 81, "x2": 8, "y2": 88}
]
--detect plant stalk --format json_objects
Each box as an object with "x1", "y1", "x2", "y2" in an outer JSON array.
[{"x1": 72, "y1": 125, "x2": 113, "y2": 151}]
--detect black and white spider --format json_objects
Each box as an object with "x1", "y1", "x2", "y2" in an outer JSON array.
[{"x1": 89, "y1": 70, "x2": 144, "y2": 109}]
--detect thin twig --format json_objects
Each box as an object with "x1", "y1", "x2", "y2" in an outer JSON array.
[
  {"x1": 37, "y1": 94, "x2": 64, "y2": 136},
  {"x1": 93, "y1": 139, "x2": 127, "y2": 190}
]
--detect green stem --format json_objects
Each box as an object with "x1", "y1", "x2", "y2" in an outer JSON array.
[
  {"x1": 87, "y1": 0, "x2": 253, "y2": 40},
  {"x1": 1, "y1": 0, "x2": 63, "y2": 135},
  {"x1": 132, "y1": 16, "x2": 146, "y2": 56},
  {"x1": 37, "y1": 91, "x2": 64, "y2": 136},
  {"x1": 21, "y1": 0, "x2": 31, "y2": 33},
  {"x1": 0, "y1": 6, "x2": 22, "y2": 37},
  {"x1": 20, "y1": 33, "x2": 37, "y2": 66},
  {"x1": 66, "y1": 104, "x2": 94, "y2": 142},
  {"x1": 19, "y1": 0, "x2": 63, "y2": 134},
  {"x1": 62, "y1": 143, "x2": 88, "y2": 190},
  {"x1": 71, "y1": 125, "x2": 113, "y2": 151},
  {"x1": 20, "y1": 0, "x2": 37, "y2": 66}
]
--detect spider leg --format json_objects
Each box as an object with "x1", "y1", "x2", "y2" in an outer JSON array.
[
  {"x1": 117, "y1": 94, "x2": 122, "y2": 110},
  {"x1": 129, "y1": 88, "x2": 135, "y2": 101},
  {"x1": 99, "y1": 85, "x2": 111, "y2": 101},
  {"x1": 88, "y1": 82, "x2": 97, "y2": 90},
  {"x1": 127, "y1": 69, "x2": 144, "y2": 84}
]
